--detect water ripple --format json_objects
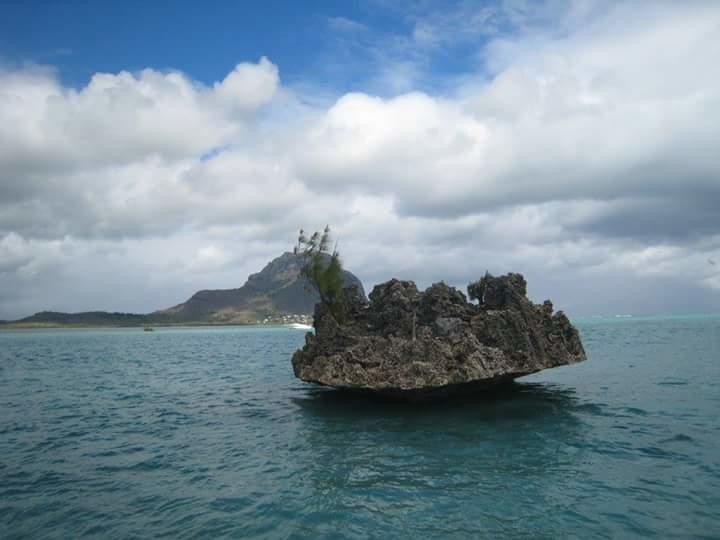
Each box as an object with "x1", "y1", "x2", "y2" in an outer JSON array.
[{"x1": 1, "y1": 321, "x2": 720, "y2": 538}]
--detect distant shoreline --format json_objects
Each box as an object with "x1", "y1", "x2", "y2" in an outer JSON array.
[{"x1": 0, "y1": 322, "x2": 308, "y2": 330}]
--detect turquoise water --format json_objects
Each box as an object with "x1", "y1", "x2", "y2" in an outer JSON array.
[{"x1": 1, "y1": 317, "x2": 719, "y2": 539}]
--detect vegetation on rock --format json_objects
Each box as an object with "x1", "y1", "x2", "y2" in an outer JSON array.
[{"x1": 294, "y1": 226, "x2": 346, "y2": 321}]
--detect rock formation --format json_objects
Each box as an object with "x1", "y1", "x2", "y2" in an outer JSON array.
[{"x1": 292, "y1": 273, "x2": 586, "y2": 398}]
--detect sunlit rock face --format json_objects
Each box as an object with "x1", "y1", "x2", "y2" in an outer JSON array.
[{"x1": 292, "y1": 273, "x2": 586, "y2": 399}]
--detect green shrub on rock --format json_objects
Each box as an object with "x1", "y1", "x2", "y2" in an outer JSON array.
[{"x1": 294, "y1": 226, "x2": 345, "y2": 321}]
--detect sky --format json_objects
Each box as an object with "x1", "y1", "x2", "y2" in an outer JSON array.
[{"x1": 1, "y1": 0, "x2": 719, "y2": 319}]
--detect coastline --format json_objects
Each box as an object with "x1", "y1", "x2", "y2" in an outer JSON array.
[{"x1": 0, "y1": 322, "x2": 310, "y2": 330}]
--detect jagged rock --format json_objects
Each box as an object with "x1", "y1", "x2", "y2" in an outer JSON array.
[{"x1": 292, "y1": 273, "x2": 586, "y2": 399}]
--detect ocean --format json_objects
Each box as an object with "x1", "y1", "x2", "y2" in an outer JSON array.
[{"x1": 1, "y1": 316, "x2": 719, "y2": 538}]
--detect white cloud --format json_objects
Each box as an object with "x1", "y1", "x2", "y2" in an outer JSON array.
[
  {"x1": 0, "y1": 57, "x2": 277, "y2": 189},
  {"x1": 327, "y1": 16, "x2": 369, "y2": 34},
  {"x1": 1, "y1": 2, "x2": 719, "y2": 318},
  {"x1": 297, "y1": 2, "x2": 720, "y2": 218},
  {"x1": 213, "y1": 57, "x2": 279, "y2": 112},
  {"x1": 0, "y1": 233, "x2": 34, "y2": 273}
]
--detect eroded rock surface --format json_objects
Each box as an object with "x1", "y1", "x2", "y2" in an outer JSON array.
[{"x1": 292, "y1": 273, "x2": 586, "y2": 398}]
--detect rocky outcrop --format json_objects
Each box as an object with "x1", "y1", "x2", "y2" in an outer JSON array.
[{"x1": 292, "y1": 273, "x2": 585, "y2": 399}]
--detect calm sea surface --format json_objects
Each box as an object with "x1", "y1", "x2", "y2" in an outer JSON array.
[{"x1": 1, "y1": 316, "x2": 719, "y2": 539}]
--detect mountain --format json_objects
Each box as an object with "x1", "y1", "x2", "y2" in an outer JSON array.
[
  {"x1": 6, "y1": 252, "x2": 365, "y2": 327},
  {"x1": 155, "y1": 252, "x2": 365, "y2": 324}
]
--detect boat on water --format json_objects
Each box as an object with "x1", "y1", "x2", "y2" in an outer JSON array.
[
  {"x1": 143, "y1": 327, "x2": 155, "y2": 332},
  {"x1": 287, "y1": 323, "x2": 313, "y2": 330}
]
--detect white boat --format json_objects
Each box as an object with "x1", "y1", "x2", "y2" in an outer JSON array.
[{"x1": 287, "y1": 323, "x2": 313, "y2": 330}]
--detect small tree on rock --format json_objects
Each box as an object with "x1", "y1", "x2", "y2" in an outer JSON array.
[{"x1": 294, "y1": 226, "x2": 345, "y2": 321}]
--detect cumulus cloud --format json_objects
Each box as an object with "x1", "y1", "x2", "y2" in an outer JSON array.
[
  {"x1": 1, "y1": 2, "x2": 719, "y2": 319},
  {"x1": 0, "y1": 57, "x2": 277, "y2": 199},
  {"x1": 299, "y1": 3, "x2": 720, "y2": 222},
  {"x1": 213, "y1": 57, "x2": 279, "y2": 112}
]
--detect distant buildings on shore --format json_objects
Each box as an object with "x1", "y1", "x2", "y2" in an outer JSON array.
[{"x1": 258, "y1": 313, "x2": 312, "y2": 325}]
